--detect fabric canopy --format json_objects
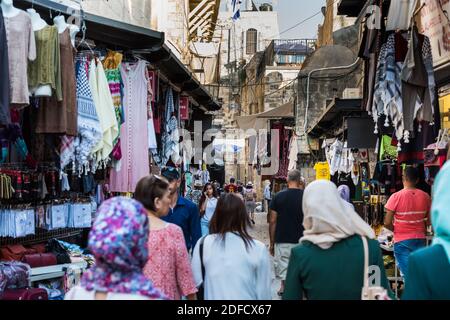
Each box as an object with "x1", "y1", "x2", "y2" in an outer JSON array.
[{"x1": 235, "y1": 102, "x2": 294, "y2": 131}]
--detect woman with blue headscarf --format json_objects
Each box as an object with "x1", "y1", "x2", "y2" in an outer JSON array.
[
  {"x1": 403, "y1": 161, "x2": 450, "y2": 300},
  {"x1": 337, "y1": 185, "x2": 354, "y2": 210},
  {"x1": 65, "y1": 197, "x2": 165, "y2": 300}
]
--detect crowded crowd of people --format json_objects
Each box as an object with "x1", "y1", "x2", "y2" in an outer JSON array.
[{"x1": 65, "y1": 150, "x2": 450, "y2": 300}]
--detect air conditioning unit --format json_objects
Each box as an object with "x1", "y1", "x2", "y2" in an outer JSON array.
[{"x1": 342, "y1": 88, "x2": 362, "y2": 99}]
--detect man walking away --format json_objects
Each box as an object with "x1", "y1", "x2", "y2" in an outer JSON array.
[
  {"x1": 161, "y1": 168, "x2": 202, "y2": 252},
  {"x1": 269, "y1": 170, "x2": 305, "y2": 297},
  {"x1": 224, "y1": 177, "x2": 238, "y2": 193},
  {"x1": 384, "y1": 166, "x2": 431, "y2": 281}
]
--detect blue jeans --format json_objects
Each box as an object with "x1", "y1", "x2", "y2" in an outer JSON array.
[
  {"x1": 201, "y1": 218, "x2": 209, "y2": 237},
  {"x1": 394, "y1": 239, "x2": 426, "y2": 280}
]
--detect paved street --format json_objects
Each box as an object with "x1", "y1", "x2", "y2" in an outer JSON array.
[{"x1": 248, "y1": 212, "x2": 281, "y2": 300}]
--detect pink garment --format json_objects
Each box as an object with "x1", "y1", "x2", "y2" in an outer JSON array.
[
  {"x1": 385, "y1": 188, "x2": 431, "y2": 243},
  {"x1": 143, "y1": 223, "x2": 198, "y2": 300},
  {"x1": 109, "y1": 60, "x2": 149, "y2": 192}
]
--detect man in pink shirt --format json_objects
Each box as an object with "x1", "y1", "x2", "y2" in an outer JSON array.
[{"x1": 384, "y1": 167, "x2": 431, "y2": 280}]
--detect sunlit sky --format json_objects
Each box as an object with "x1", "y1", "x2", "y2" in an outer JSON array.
[{"x1": 220, "y1": 0, "x2": 326, "y2": 39}]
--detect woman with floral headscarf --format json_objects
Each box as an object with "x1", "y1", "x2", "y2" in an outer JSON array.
[
  {"x1": 65, "y1": 197, "x2": 165, "y2": 300},
  {"x1": 403, "y1": 162, "x2": 450, "y2": 300}
]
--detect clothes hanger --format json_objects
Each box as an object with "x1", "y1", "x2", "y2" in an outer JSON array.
[{"x1": 76, "y1": 19, "x2": 95, "y2": 55}]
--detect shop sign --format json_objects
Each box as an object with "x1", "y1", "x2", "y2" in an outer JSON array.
[
  {"x1": 179, "y1": 96, "x2": 189, "y2": 120},
  {"x1": 419, "y1": 0, "x2": 450, "y2": 67}
]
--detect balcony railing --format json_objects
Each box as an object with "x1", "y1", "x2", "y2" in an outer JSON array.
[{"x1": 269, "y1": 39, "x2": 316, "y2": 66}]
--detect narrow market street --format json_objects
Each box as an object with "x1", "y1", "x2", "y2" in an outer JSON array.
[
  {"x1": 248, "y1": 212, "x2": 281, "y2": 300},
  {"x1": 1, "y1": 0, "x2": 450, "y2": 307}
]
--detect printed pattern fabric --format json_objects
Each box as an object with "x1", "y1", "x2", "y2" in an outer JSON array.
[
  {"x1": 80, "y1": 197, "x2": 165, "y2": 299},
  {"x1": 102, "y1": 51, "x2": 124, "y2": 143},
  {"x1": 161, "y1": 88, "x2": 180, "y2": 167},
  {"x1": 143, "y1": 223, "x2": 197, "y2": 300},
  {"x1": 74, "y1": 58, "x2": 102, "y2": 174}
]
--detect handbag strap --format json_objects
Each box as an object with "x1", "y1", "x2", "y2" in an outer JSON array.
[
  {"x1": 361, "y1": 236, "x2": 370, "y2": 290},
  {"x1": 199, "y1": 236, "x2": 207, "y2": 285}
]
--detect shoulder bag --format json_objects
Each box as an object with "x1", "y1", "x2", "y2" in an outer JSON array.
[{"x1": 361, "y1": 236, "x2": 390, "y2": 300}]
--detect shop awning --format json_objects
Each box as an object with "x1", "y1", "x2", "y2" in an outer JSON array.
[
  {"x1": 15, "y1": 0, "x2": 164, "y2": 49},
  {"x1": 337, "y1": 0, "x2": 371, "y2": 17},
  {"x1": 235, "y1": 102, "x2": 294, "y2": 131},
  {"x1": 16, "y1": 0, "x2": 221, "y2": 111}
]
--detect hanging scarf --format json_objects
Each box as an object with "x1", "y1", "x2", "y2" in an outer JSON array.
[
  {"x1": 161, "y1": 88, "x2": 180, "y2": 166},
  {"x1": 80, "y1": 197, "x2": 165, "y2": 299},
  {"x1": 75, "y1": 58, "x2": 102, "y2": 174},
  {"x1": 431, "y1": 161, "x2": 450, "y2": 263},
  {"x1": 301, "y1": 180, "x2": 375, "y2": 249}
]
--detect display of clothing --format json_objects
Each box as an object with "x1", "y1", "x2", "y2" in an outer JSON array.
[
  {"x1": 102, "y1": 51, "x2": 124, "y2": 138},
  {"x1": 0, "y1": 8, "x2": 11, "y2": 125},
  {"x1": 161, "y1": 88, "x2": 180, "y2": 167},
  {"x1": 379, "y1": 135, "x2": 398, "y2": 160},
  {"x1": 35, "y1": 28, "x2": 77, "y2": 136},
  {"x1": 4, "y1": 11, "x2": 36, "y2": 106},
  {"x1": 28, "y1": 25, "x2": 62, "y2": 101},
  {"x1": 109, "y1": 60, "x2": 149, "y2": 192},
  {"x1": 89, "y1": 58, "x2": 119, "y2": 167},
  {"x1": 401, "y1": 27, "x2": 435, "y2": 135},
  {"x1": 314, "y1": 162, "x2": 331, "y2": 181},
  {"x1": 288, "y1": 135, "x2": 299, "y2": 171},
  {"x1": 74, "y1": 58, "x2": 102, "y2": 174},
  {"x1": 147, "y1": 69, "x2": 157, "y2": 150}
]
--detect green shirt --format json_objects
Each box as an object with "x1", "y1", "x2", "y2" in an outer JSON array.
[
  {"x1": 403, "y1": 245, "x2": 450, "y2": 300},
  {"x1": 283, "y1": 235, "x2": 393, "y2": 300}
]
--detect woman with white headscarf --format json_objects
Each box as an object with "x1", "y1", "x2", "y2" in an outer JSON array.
[
  {"x1": 403, "y1": 161, "x2": 450, "y2": 300},
  {"x1": 283, "y1": 180, "x2": 392, "y2": 300}
]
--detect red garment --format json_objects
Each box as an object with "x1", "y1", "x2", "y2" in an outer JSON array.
[
  {"x1": 224, "y1": 184, "x2": 238, "y2": 193},
  {"x1": 385, "y1": 188, "x2": 431, "y2": 243},
  {"x1": 143, "y1": 223, "x2": 197, "y2": 300}
]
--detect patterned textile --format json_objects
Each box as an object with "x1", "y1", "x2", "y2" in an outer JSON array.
[
  {"x1": 80, "y1": 197, "x2": 165, "y2": 299},
  {"x1": 161, "y1": 88, "x2": 180, "y2": 167},
  {"x1": 60, "y1": 135, "x2": 75, "y2": 170},
  {"x1": 186, "y1": 189, "x2": 202, "y2": 206},
  {"x1": 75, "y1": 58, "x2": 102, "y2": 174},
  {"x1": 143, "y1": 223, "x2": 197, "y2": 300},
  {"x1": 102, "y1": 51, "x2": 124, "y2": 140}
]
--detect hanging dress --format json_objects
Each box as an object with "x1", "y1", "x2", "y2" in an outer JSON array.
[{"x1": 109, "y1": 60, "x2": 149, "y2": 192}]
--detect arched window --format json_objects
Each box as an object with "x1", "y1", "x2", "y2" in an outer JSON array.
[{"x1": 246, "y1": 28, "x2": 258, "y2": 55}]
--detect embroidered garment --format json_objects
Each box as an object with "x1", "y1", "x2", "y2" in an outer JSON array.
[
  {"x1": 109, "y1": 61, "x2": 149, "y2": 192},
  {"x1": 143, "y1": 223, "x2": 197, "y2": 300},
  {"x1": 79, "y1": 197, "x2": 165, "y2": 299},
  {"x1": 102, "y1": 51, "x2": 124, "y2": 136}
]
